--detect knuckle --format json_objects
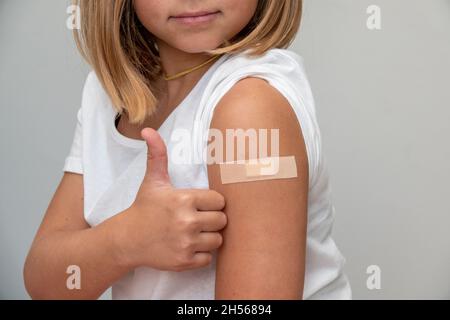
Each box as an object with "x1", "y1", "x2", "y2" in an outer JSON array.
[
  {"x1": 173, "y1": 262, "x2": 186, "y2": 272},
  {"x1": 179, "y1": 237, "x2": 194, "y2": 251},
  {"x1": 179, "y1": 215, "x2": 197, "y2": 230},
  {"x1": 201, "y1": 253, "x2": 213, "y2": 266},
  {"x1": 175, "y1": 252, "x2": 192, "y2": 269},
  {"x1": 177, "y1": 193, "x2": 195, "y2": 207}
]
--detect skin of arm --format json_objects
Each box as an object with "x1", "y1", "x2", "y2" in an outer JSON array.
[
  {"x1": 208, "y1": 77, "x2": 309, "y2": 299},
  {"x1": 23, "y1": 172, "x2": 133, "y2": 299}
]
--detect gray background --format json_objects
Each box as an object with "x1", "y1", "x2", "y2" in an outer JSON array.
[{"x1": 1, "y1": 0, "x2": 449, "y2": 299}]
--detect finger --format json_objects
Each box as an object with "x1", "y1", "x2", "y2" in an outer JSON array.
[
  {"x1": 194, "y1": 232, "x2": 224, "y2": 252},
  {"x1": 195, "y1": 211, "x2": 227, "y2": 232},
  {"x1": 184, "y1": 189, "x2": 226, "y2": 211},
  {"x1": 184, "y1": 252, "x2": 213, "y2": 270},
  {"x1": 141, "y1": 128, "x2": 171, "y2": 186}
]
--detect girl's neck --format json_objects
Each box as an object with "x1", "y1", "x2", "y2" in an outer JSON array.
[{"x1": 156, "y1": 40, "x2": 218, "y2": 105}]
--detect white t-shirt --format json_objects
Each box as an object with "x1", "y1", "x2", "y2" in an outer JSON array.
[{"x1": 63, "y1": 48, "x2": 352, "y2": 299}]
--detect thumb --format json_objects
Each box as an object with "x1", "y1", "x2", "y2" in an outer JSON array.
[{"x1": 141, "y1": 128, "x2": 171, "y2": 186}]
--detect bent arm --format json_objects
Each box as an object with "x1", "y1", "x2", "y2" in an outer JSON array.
[
  {"x1": 23, "y1": 172, "x2": 132, "y2": 299},
  {"x1": 208, "y1": 78, "x2": 309, "y2": 299}
]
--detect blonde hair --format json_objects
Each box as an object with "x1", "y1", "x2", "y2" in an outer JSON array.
[{"x1": 73, "y1": 0, "x2": 302, "y2": 124}]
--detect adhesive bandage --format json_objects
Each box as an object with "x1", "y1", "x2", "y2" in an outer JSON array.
[{"x1": 218, "y1": 156, "x2": 297, "y2": 184}]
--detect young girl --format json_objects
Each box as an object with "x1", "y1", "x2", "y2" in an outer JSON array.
[{"x1": 24, "y1": 0, "x2": 352, "y2": 299}]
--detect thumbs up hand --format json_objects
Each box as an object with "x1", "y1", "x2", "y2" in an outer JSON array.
[{"x1": 114, "y1": 128, "x2": 227, "y2": 272}]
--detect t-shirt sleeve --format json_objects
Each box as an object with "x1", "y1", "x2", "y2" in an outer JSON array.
[{"x1": 63, "y1": 105, "x2": 84, "y2": 174}]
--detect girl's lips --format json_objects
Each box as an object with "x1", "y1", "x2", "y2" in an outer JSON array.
[{"x1": 170, "y1": 11, "x2": 221, "y2": 26}]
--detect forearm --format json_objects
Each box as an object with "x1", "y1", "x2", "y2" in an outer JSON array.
[{"x1": 24, "y1": 211, "x2": 131, "y2": 300}]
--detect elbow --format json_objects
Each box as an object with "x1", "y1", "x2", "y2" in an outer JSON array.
[
  {"x1": 23, "y1": 251, "x2": 42, "y2": 299},
  {"x1": 23, "y1": 250, "x2": 100, "y2": 300},
  {"x1": 23, "y1": 254, "x2": 59, "y2": 300},
  {"x1": 23, "y1": 244, "x2": 53, "y2": 300}
]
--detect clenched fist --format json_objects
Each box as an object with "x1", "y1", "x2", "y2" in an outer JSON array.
[{"x1": 115, "y1": 128, "x2": 227, "y2": 272}]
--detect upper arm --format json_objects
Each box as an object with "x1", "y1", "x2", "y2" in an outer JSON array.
[
  {"x1": 207, "y1": 77, "x2": 309, "y2": 299},
  {"x1": 34, "y1": 172, "x2": 89, "y2": 243},
  {"x1": 35, "y1": 81, "x2": 90, "y2": 239}
]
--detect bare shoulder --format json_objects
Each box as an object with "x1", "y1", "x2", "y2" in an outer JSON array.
[
  {"x1": 210, "y1": 76, "x2": 308, "y2": 161},
  {"x1": 213, "y1": 77, "x2": 286, "y2": 122}
]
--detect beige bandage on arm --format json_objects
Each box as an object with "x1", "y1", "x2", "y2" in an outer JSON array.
[{"x1": 218, "y1": 156, "x2": 298, "y2": 184}]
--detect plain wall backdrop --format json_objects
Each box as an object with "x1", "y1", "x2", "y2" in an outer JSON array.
[{"x1": 1, "y1": 0, "x2": 449, "y2": 299}]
